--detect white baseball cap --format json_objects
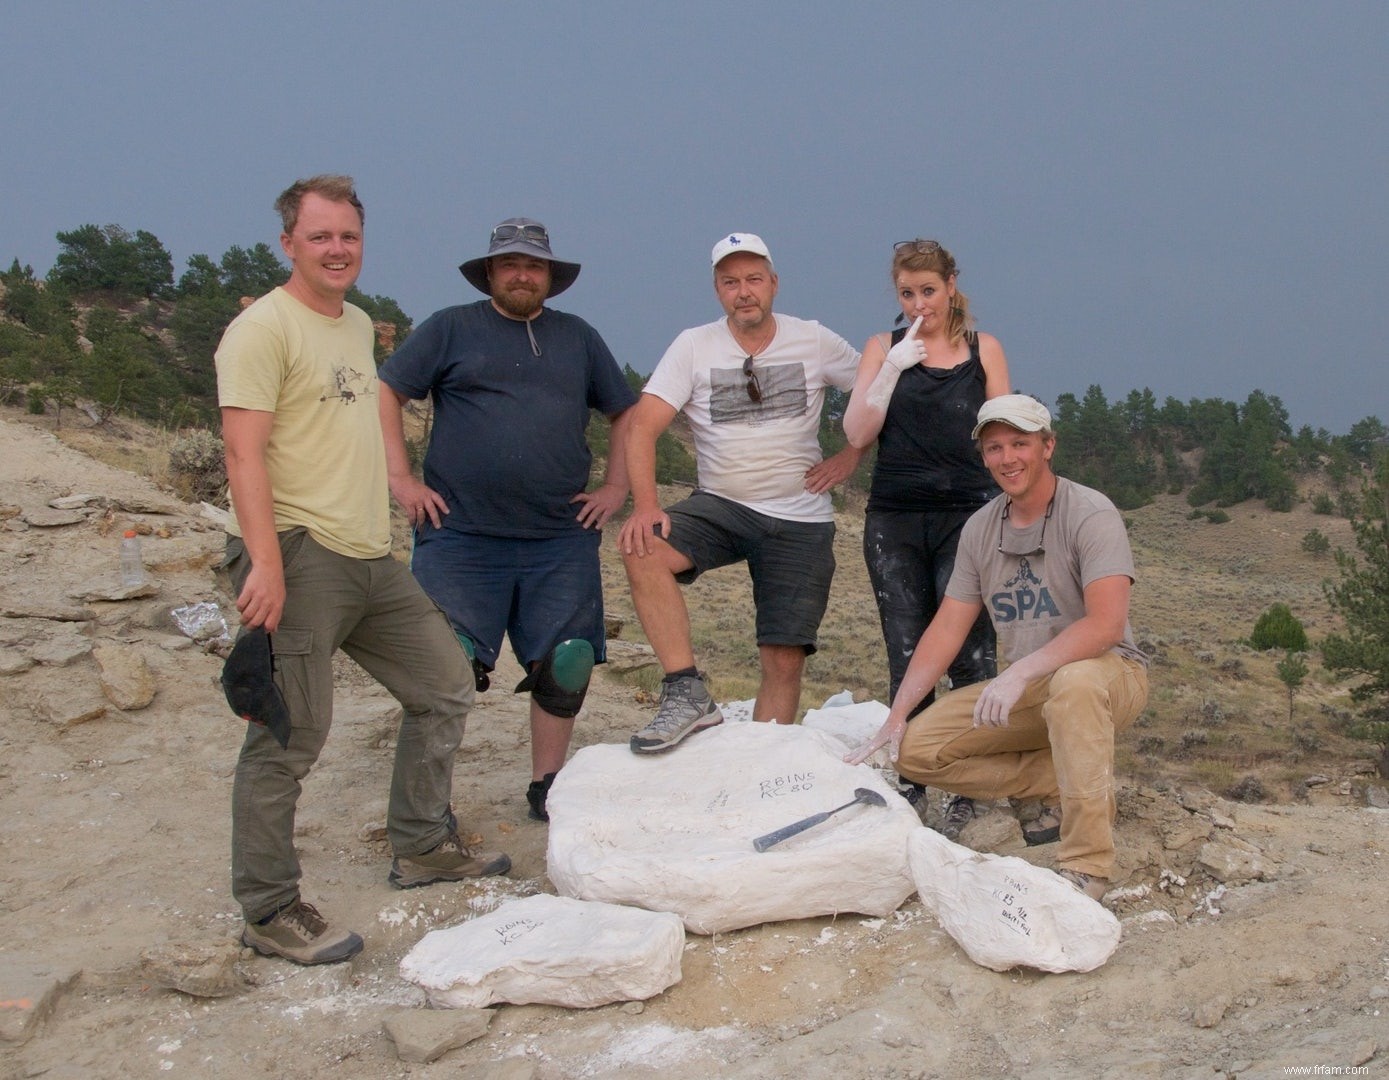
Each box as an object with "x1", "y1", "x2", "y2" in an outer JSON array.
[
  {"x1": 711, "y1": 232, "x2": 773, "y2": 269},
  {"x1": 971, "y1": 394, "x2": 1054, "y2": 440}
]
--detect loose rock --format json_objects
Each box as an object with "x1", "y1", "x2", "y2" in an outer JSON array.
[
  {"x1": 140, "y1": 941, "x2": 246, "y2": 998},
  {"x1": 383, "y1": 1007, "x2": 492, "y2": 1064},
  {"x1": 93, "y1": 643, "x2": 157, "y2": 710}
]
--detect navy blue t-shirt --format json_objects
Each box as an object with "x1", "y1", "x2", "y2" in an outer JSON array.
[{"x1": 378, "y1": 301, "x2": 636, "y2": 538}]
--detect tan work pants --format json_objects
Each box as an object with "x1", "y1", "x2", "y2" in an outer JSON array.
[{"x1": 896, "y1": 652, "x2": 1148, "y2": 879}]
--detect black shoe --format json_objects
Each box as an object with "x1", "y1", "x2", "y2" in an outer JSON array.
[
  {"x1": 1023, "y1": 806, "x2": 1061, "y2": 846},
  {"x1": 527, "y1": 772, "x2": 557, "y2": 822},
  {"x1": 897, "y1": 781, "x2": 930, "y2": 825}
]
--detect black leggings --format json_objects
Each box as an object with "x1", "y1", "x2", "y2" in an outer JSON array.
[{"x1": 863, "y1": 507, "x2": 997, "y2": 718}]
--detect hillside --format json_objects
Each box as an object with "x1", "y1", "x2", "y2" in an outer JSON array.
[{"x1": 0, "y1": 408, "x2": 1386, "y2": 1078}]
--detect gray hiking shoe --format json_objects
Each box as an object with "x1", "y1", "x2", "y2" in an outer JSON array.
[
  {"x1": 388, "y1": 832, "x2": 512, "y2": 889},
  {"x1": 241, "y1": 898, "x2": 363, "y2": 966},
  {"x1": 937, "y1": 795, "x2": 976, "y2": 841},
  {"x1": 630, "y1": 672, "x2": 723, "y2": 754}
]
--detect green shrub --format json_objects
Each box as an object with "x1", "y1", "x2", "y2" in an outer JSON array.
[
  {"x1": 1311, "y1": 491, "x2": 1335, "y2": 515},
  {"x1": 1301, "y1": 529, "x2": 1330, "y2": 557},
  {"x1": 1250, "y1": 603, "x2": 1309, "y2": 651}
]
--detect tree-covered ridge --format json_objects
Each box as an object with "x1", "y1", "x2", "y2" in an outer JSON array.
[
  {"x1": 0, "y1": 225, "x2": 412, "y2": 427},
  {"x1": 1048, "y1": 384, "x2": 1385, "y2": 514},
  {"x1": 1, "y1": 221, "x2": 1383, "y2": 507}
]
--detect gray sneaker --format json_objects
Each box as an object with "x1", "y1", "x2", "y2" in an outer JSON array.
[
  {"x1": 630, "y1": 672, "x2": 723, "y2": 754},
  {"x1": 241, "y1": 898, "x2": 363, "y2": 966},
  {"x1": 389, "y1": 832, "x2": 512, "y2": 889},
  {"x1": 937, "y1": 795, "x2": 976, "y2": 841}
]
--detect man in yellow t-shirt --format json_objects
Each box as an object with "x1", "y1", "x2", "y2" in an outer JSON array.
[{"x1": 215, "y1": 175, "x2": 510, "y2": 967}]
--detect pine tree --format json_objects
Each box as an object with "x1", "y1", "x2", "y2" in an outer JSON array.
[{"x1": 1322, "y1": 456, "x2": 1389, "y2": 776}]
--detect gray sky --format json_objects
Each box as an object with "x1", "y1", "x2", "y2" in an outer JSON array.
[{"x1": 3, "y1": 1, "x2": 1385, "y2": 433}]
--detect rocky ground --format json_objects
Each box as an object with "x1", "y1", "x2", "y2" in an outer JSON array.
[{"x1": 0, "y1": 415, "x2": 1385, "y2": 1080}]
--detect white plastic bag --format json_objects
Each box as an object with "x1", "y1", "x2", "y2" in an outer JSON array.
[
  {"x1": 546, "y1": 723, "x2": 919, "y2": 934},
  {"x1": 399, "y1": 894, "x2": 684, "y2": 1009},
  {"x1": 907, "y1": 827, "x2": 1121, "y2": 973}
]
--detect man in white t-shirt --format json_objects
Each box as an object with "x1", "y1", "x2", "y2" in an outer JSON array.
[{"x1": 619, "y1": 233, "x2": 861, "y2": 753}]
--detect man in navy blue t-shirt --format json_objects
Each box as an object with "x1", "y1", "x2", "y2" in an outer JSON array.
[{"x1": 378, "y1": 218, "x2": 636, "y2": 822}]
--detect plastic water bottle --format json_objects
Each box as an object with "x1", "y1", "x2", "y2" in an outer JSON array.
[{"x1": 119, "y1": 530, "x2": 145, "y2": 587}]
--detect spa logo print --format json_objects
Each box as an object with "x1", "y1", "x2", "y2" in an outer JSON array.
[{"x1": 990, "y1": 558, "x2": 1060, "y2": 623}]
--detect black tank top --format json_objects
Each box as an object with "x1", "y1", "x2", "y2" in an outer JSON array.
[{"x1": 866, "y1": 329, "x2": 1000, "y2": 512}]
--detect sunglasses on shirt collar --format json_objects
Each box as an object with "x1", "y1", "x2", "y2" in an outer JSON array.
[{"x1": 998, "y1": 497, "x2": 1054, "y2": 556}]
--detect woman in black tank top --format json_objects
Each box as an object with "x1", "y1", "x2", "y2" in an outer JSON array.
[{"x1": 843, "y1": 240, "x2": 1011, "y2": 834}]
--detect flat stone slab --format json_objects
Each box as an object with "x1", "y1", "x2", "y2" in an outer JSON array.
[
  {"x1": 33, "y1": 685, "x2": 108, "y2": 727},
  {"x1": 140, "y1": 942, "x2": 246, "y2": 998},
  {"x1": 20, "y1": 507, "x2": 87, "y2": 528},
  {"x1": 30, "y1": 636, "x2": 92, "y2": 666},
  {"x1": 384, "y1": 1007, "x2": 492, "y2": 1063},
  {"x1": 0, "y1": 957, "x2": 79, "y2": 1044},
  {"x1": 69, "y1": 579, "x2": 161, "y2": 602},
  {"x1": 0, "y1": 651, "x2": 34, "y2": 676},
  {"x1": 0, "y1": 601, "x2": 91, "y2": 622}
]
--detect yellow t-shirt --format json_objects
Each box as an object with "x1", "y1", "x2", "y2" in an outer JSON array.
[{"x1": 215, "y1": 287, "x2": 390, "y2": 559}]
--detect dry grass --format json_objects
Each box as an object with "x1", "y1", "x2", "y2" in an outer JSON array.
[{"x1": 8, "y1": 405, "x2": 184, "y2": 488}]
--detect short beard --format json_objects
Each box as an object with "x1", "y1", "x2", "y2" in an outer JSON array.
[{"x1": 493, "y1": 287, "x2": 544, "y2": 320}]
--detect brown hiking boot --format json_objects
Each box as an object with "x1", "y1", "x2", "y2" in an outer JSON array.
[
  {"x1": 1058, "y1": 868, "x2": 1108, "y2": 902},
  {"x1": 241, "y1": 898, "x2": 363, "y2": 966},
  {"x1": 388, "y1": 831, "x2": 512, "y2": 889}
]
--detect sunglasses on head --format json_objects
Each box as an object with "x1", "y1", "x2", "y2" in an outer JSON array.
[
  {"x1": 894, "y1": 238, "x2": 942, "y2": 255},
  {"x1": 491, "y1": 223, "x2": 549, "y2": 244}
]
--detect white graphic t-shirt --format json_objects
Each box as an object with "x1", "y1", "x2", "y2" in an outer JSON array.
[{"x1": 643, "y1": 315, "x2": 859, "y2": 522}]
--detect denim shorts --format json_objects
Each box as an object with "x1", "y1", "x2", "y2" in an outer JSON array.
[
  {"x1": 664, "y1": 491, "x2": 835, "y2": 654},
  {"x1": 410, "y1": 526, "x2": 606, "y2": 671}
]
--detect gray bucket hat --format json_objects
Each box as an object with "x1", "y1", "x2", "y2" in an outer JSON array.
[{"x1": 458, "y1": 217, "x2": 581, "y2": 298}]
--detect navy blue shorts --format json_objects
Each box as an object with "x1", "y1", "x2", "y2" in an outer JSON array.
[
  {"x1": 664, "y1": 491, "x2": 835, "y2": 654},
  {"x1": 409, "y1": 526, "x2": 606, "y2": 672}
]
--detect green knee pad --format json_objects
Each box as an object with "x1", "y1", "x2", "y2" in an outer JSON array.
[
  {"x1": 514, "y1": 638, "x2": 594, "y2": 718},
  {"x1": 455, "y1": 632, "x2": 491, "y2": 692}
]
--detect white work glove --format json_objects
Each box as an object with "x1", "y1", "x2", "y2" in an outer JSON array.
[
  {"x1": 883, "y1": 316, "x2": 926, "y2": 371},
  {"x1": 863, "y1": 316, "x2": 926, "y2": 412}
]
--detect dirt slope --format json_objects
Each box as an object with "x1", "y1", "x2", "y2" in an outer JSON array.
[{"x1": 0, "y1": 416, "x2": 1384, "y2": 1080}]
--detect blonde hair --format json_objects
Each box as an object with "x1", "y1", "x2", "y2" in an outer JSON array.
[
  {"x1": 274, "y1": 174, "x2": 364, "y2": 234},
  {"x1": 891, "y1": 240, "x2": 972, "y2": 344}
]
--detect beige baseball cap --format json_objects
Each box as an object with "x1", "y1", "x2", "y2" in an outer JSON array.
[{"x1": 971, "y1": 394, "x2": 1054, "y2": 440}]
